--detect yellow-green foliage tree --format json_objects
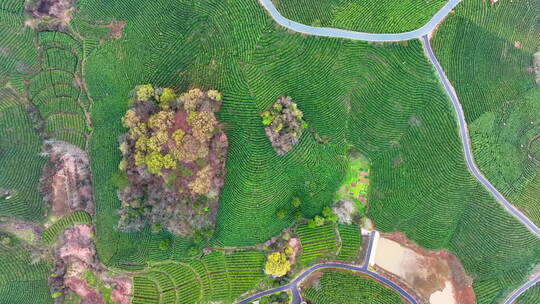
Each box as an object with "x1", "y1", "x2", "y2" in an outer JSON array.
[
  {"x1": 265, "y1": 252, "x2": 291, "y2": 277},
  {"x1": 116, "y1": 85, "x2": 229, "y2": 236}
]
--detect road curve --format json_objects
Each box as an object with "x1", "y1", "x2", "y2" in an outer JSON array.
[
  {"x1": 235, "y1": 232, "x2": 419, "y2": 304},
  {"x1": 258, "y1": 0, "x2": 462, "y2": 41},
  {"x1": 254, "y1": 1, "x2": 540, "y2": 302},
  {"x1": 421, "y1": 35, "x2": 540, "y2": 237},
  {"x1": 503, "y1": 273, "x2": 540, "y2": 304}
]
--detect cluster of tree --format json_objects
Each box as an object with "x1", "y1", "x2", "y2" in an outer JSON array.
[
  {"x1": 307, "y1": 207, "x2": 338, "y2": 228},
  {"x1": 255, "y1": 292, "x2": 290, "y2": 304},
  {"x1": 274, "y1": 196, "x2": 303, "y2": 220},
  {"x1": 264, "y1": 231, "x2": 297, "y2": 278},
  {"x1": 116, "y1": 85, "x2": 228, "y2": 236},
  {"x1": 261, "y1": 96, "x2": 307, "y2": 155}
]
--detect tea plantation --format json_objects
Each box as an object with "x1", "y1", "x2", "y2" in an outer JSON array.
[
  {"x1": 432, "y1": 0, "x2": 540, "y2": 228},
  {"x1": 303, "y1": 270, "x2": 404, "y2": 304},
  {"x1": 0, "y1": 0, "x2": 539, "y2": 303},
  {"x1": 274, "y1": 0, "x2": 447, "y2": 33},
  {"x1": 73, "y1": 0, "x2": 540, "y2": 302},
  {"x1": 0, "y1": 242, "x2": 52, "y2": 304},
  {"x1": 516, "y1": 284, "x2": 540, "y2": 304}
]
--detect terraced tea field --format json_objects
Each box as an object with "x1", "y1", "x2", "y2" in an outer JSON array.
[
  {"x1": 336, "y1": 224, "x2": 362, "y2": 261},
  {"x1": 296, "y1": 223, "x2": 338, "y2": 265},
  {"x1": 432, "y1": 0, "x2": 540, "y2": 229},
  {"x1": 303, "y1": 270, "x2": 404, "y2": 303},
  {"x1": 274, "y1": 0, "x2": 447, "y2": 33},
  {"x1": 41, "y1": 211, "x2": 92, "y2": 245},
  {"x1": 0, "y1": 0, "x2": 539, "y2": 303},
  {"x1": 132, "y1": 250, "x2": 265, "y2": 304},
  {"x1": 0, "y1": 243, "x2": 52, "y2": 304},
  {"x1": 0, "y1": 2, "x2": 45, "y2": 222},
  {"x1": 73, "y1": 0, "x2": 540, "y2": 302}
]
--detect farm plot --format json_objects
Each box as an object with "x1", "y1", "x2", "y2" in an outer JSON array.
[
  {"x1": 303, "y1": 270, "x2": 404, "y2": 304},
  {"x1": 74, "y1": 0, "x2": 540, "y2": 303},
  {"x1": 432, "y1": 0, "x2": 540, "y2": 226},
  {"x1": 336, "y1": 224, "x2": 362, "y2": 261},
  {"x1": 0, "y1": 243, "x2": 52, "y2": 304},
  {"x1": 274, "y1": 0, "x2": 447, "y2": 33},
  {"x1": 296, "y1": 223, "x2": 338, "y2": 265},
  {"x1": 132, "y1": 250, "x2": 265, "y2": 304}
]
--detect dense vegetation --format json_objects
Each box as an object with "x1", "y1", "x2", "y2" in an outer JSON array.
[
  {"x1": 261, "y1": 96, "x2": 306, "y2": 155},
  {"x1": 303, "y1": 270, "x2": 404, "y2": 304},
  {"x1": 274, "y1": 0, "x2": 447, "y2": 33},
  {"x1": 116, "y1": 85, "x2": 227, "y2": 236},
  {"x1": 432, "y1": 0, "x2": 540, "y2": 231}
]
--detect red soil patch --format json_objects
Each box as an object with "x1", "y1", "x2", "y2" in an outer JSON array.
[
  {"x1": 380, "y1": 232, "x2": 476, "y2": 304},
  {"x1": 107, "y1": 20, "x2": 126, "y2": 40},
  {"x1": 288, "y1": 238, "x2": 300, "y2": 264},
  {"x1": 108, "y1": 277, "x2": 132, "y2": 304},
  {"x1": 65, "y1": 277, "x2": 105, "y2": 304},
  {"x1": 41, "y1": 141, "x2": 94, "y2": 217},
  {"x1": 59, "y1": 224, "x2": 95, "y2": 264}
]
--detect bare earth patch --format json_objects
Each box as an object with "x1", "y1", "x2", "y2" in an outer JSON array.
[
  {"x1": 41, "y1": 140, "x2": 94, "y2": 217},
  {"x1": 51, "y1": 224, "x2": 132, "y2": 304},
  {"x1": 374, "y1": 232, "x2": 475, "y2": 304},
  {"x1": 288, "y1": 237, "x2": 300, "y2": 264},
  {"x1": 107, "y1": 20, "x2": 126, "y2": 40},
  {"x1": 25, "y1": 0, "x2": 74, "y2": 29}
]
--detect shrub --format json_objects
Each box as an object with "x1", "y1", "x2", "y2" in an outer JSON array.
[{"x1": 264, "y1": 252, "x2": 291, "y2": 277}]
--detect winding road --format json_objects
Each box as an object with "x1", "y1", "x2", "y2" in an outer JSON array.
[
  {"x1": 235, "y1": 231, "x2": 419, "y2": 304},
  {"x1": 233, "y1": 0, "x2": 540, "y2": 303}
]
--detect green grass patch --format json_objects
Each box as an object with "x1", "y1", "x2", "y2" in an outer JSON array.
[{"x1": 335, "y1": 150, "x2": 370, "y2": 207}]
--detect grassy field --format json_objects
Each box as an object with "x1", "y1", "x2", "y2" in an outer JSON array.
[
  {"x1": 303, "y1": 270, "x2": 404, "y2": 304},
  {"x1": 71, "y1": 0, "x2": 540, "y2": 302},
  {"x1": 274, "y1": 0, "x2": 447, "y2": 33},
  {"x1": 432, "y1": 1, "x2": 540, "y2": 227},
  {"x1": 335, "y1": 151, "x2": 370, "y2": 206}
]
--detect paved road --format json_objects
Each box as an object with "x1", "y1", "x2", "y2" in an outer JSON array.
[
  {"x1": 503, "y1": 273, "x2": 540, "y2": 304},
  {"x1": 235, "y1": 232, "x2": 418, "y2": 304},
  {"x1": 258, "y1": 0, "x2": 462, "y2": 41},
  {"x1": 421, "y1": 35, "x2": 540, "y2": 238},
  {"x1": 254, "y1": 1, "x2": 540, "y2": 303}
]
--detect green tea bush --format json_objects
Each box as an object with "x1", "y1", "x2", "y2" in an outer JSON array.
[
  {"x1": 304, "y1": 270, "x2": 404, "y2": 304},
  {"x1": 275, "y1": 0, "x2": 447, "y2": 33}
]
